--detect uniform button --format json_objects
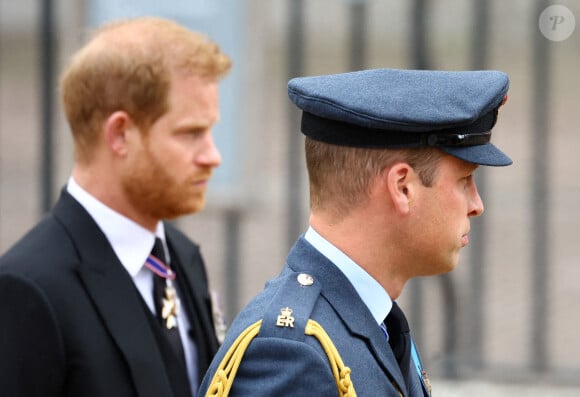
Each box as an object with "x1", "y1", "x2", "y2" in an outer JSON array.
[{"x1": 297, "y1": 273, "x2": 314, "y2": 286}]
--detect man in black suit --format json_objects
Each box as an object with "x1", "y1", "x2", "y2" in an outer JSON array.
[{"x1": 0, "y1": 17, "x2": 231, "y2": 397}]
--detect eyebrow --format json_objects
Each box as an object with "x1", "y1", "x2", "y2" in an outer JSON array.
[
  {"x1": 175, "y1": 115, "x2": 220, "y2": 132},
  {"x1": 467, "y1": 164, "x2": 480, "y2": 174}
]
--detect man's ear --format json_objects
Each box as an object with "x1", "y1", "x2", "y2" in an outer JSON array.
[
  {"x1": 104, "y1": 111, "x2": 135, "y2": 157},
  {"x1": 385, "y1": 162, "x2": 414, "y2": 215}
]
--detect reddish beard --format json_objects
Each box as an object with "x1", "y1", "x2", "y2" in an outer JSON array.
[{"x1": 122, "y1": 145, "x2": 209, "y2": 221}]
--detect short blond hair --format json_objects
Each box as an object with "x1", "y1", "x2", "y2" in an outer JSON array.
[
  {"x1": 60, "y1": 17, "x2": 232, "y2": 163},
  {"x1": 305, "y1": 137, "x2": 443, "y2": 216}
]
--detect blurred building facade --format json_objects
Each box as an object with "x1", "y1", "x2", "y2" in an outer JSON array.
[{"x1": 1, "y1": 0, "x2": 579, "y2": 392}]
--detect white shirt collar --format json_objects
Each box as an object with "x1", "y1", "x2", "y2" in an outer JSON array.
[
  {"x1": 304, "y1": 226, "x2": 392, "y2": 325},
  {"x1": 66, "y1": 177, "x2": 166, "y2": 277}
]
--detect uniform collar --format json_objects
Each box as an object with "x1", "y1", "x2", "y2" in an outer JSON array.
[{"x1": 304, "y1": 226, "x2": 392, "y2": 325}]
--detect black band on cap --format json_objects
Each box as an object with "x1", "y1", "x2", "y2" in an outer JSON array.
[
  {"x1": 301, "y1": 110, "x2": 497, "y2": 149},
  {"x1": 426, "y1": 131, "x2": 491, "y2": 147}
]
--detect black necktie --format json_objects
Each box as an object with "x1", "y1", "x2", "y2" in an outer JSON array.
[
  {"x1": 385, "y1": 302, "x2": 412, "y2": 386},
  {"x1": 150, "y1": 238, "x2": 187, "y2": 366}
]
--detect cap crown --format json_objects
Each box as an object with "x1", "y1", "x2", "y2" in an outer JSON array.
[
  {"x1": 288, "y1": 68, "x2": 512, "y2": 166},
  {"x1": 288, "y1": 68, "x2": 509, "y2": 132}
]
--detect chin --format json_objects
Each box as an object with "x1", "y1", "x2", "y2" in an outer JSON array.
[
  {"x1": 446, "y1": 260, "x2": 460, "y2": 273},
  {"x1": 441, "y1": 265, "x2": 457, "y2": 274},
  {"x1": 425, "y1": 267, "x2": 454, "y2": 277},
  {"x1": 427, "y1": 259, "x2": 458, "y2": 276},
  {"x1": 156, "y1": 201, "x2": 204, "y2": 220},
  {"x1": 181, "y1": 199, "x2": 206, "y2": 216}
]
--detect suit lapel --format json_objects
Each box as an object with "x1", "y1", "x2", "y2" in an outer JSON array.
[
  {"x1": 287, "y1": 238, "x2": 408, "y2": 395},
  {"x1": 407, "y1": 360, "x2": 428, "y2": 397},
  {"x1": 165, "y1": 225, "x2": 219, "y2": 380},
  {"x1": 53, "y1": 191, "x2": 176, "y2": 397}
]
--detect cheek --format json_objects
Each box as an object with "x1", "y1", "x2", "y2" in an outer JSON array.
[
  {"x1": 147, "y1": 142, "x2": 182, "y2": 172},
  {"x1": 415, "y1": 191, "x2": 457, "y2": 242},
  {"x1": 162, "y1": 140, "x2": 196, "y2": 171},
  {"x1": 433, "y1": 185, "x2": 465, "y2": 215},
  {"x1": 121, "y1": 146, "x2": 149, "y2": 180}
]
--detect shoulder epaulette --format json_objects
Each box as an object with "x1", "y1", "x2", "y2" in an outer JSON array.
[
  {"x1": 258, "y1": 272, "x2": 320, "y2": 340},
  {"x1": 205, "y1": 272, "x2": 357, "y2": 397}
]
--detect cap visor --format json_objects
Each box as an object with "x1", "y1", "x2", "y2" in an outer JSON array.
[{"x1": 441, "y1": 143, "x2": 512, "y2": 166}]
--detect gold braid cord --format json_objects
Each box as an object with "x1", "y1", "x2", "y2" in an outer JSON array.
[
  {"x1": 205, "y1": 319, "x2": 357, "y2": 397},
  {"x1": 304, "y1": 319, "x2": 357, "y2": 397},
  {"x1": 206, "y1": 320, "x2": 262, "y2": 397}
]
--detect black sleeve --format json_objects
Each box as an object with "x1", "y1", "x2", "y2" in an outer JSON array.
[{"x1": 0, "y1": 273, "x2": 66, "y2": 396}]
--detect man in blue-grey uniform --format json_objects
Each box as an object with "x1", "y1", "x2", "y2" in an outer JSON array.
[{"x1": 200, "y1": 68, "x2": 513, "y2": 397}]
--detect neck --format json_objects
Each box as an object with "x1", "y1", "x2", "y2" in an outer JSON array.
[
  {"x1": 72, "y1": 164, "x2": 159, "y2": 232},
  {"x1": 309, "y1": 209, "x2": 410, "y2": 300}
]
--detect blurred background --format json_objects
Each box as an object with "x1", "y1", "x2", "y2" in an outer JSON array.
[{"x1": 1, "y1": 0, "x2": 579, "y2": 395}]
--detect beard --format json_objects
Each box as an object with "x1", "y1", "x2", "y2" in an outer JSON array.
[{"x1": 121, "y1": 145, "x2": 208, "y2": 221}]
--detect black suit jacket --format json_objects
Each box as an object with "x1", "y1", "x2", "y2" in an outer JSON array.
[{"x1": 0, "y1": 190, "x2": 219, "y2": 397}]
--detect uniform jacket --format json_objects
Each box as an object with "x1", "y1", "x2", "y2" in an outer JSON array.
[
  {"x1": 199, "y1": 237, "x2": 428, "y2": 397},
  {"x1": 0, "y1": 190, "x2": 219, "y2": 397}
]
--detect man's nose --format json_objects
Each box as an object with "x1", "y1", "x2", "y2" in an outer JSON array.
[
  {"x1": 468, "y1": 182, "x2": 484, "y2": 217},
  {"x1": 197, "y1": 133, "x2": 222, "y2": 168}
]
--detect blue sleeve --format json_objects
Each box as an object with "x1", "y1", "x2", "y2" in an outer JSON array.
[{"x1": 226, "y1": 336, "x2": 338, "y2": 396}]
